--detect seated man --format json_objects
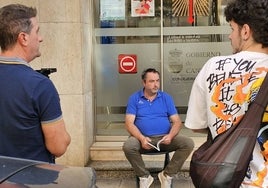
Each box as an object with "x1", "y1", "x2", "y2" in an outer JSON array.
[{"x1": 123, "y1": 68, "x2": 194, "y2": 188}]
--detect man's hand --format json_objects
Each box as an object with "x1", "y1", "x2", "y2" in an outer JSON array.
[
  {"x1": 161, "y1": 135, "x2": 172, "y2": 145},
  {"x1": 141, "y1": 136, "x2": 152, "y2": 150}
]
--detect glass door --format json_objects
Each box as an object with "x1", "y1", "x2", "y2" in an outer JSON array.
[{"x1": 93, "y1": 0, "x2": 232, "y2": 136}]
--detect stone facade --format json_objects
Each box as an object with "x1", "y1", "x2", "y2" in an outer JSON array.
[{"x1": 0, "y1": 0, "x2": 94, "y2": 166}]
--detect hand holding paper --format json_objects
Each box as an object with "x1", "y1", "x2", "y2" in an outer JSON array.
[{"x1": 147, "y1": 137, "x2": 165, "y2": 151}]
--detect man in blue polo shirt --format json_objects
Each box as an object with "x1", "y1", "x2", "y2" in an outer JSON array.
[
  {"x1": 0, "y1": 4, "x2": 71, "y2": 163},
  {"x1": 123, "y1": 68, "x2": 194, "y2": 188}
]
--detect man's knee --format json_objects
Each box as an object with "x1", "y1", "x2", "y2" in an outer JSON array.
[
  {"x1": 174, "y1": 135, "x2": 195, "y2": 151},
  {"x1": 185, "y1": 137, "x2": 195, "y2": 151},
  {"x1": 122, "y1": 141, "x2": 131, "y2": 153},
  {"x1": 123, "y1": 137, "x2": 140, "y2": 153}
]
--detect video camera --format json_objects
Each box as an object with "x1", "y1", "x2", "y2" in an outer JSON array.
[{"x1": 36, "y1": 68, "x2": 57, "y2": 78}]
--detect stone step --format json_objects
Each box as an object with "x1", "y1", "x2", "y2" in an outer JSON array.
[
  {"x1": 89, "y1": 136, "x2": 206, "y2": 161},
  {"x1": 88, "y1": 160, "x2": 190, "y2": 179},
  {"x1": 88, "y1": 160, "x2": 136, "y2": 178},
  {"x1": 89, "y1": 136, "x2": 205, "y2": 178},
  {"x1": 90, "y1": 142, "x2": 173, "y2": 161}
]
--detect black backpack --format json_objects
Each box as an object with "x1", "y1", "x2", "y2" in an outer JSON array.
[{"x1": 190, "y1": 73, "x2": 268, "y2": 188}]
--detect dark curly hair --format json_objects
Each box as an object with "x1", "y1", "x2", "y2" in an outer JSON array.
[{"x1": 224, "y1": 0, "x2": 268, "y2": 48}]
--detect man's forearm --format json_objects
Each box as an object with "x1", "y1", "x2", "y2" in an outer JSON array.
[
  {"x1": 126, "y1": 123, "x2": 145, "y2": 141},
  {"x1": 169, "y1": 123, "x2": 181, "y2": 138}
]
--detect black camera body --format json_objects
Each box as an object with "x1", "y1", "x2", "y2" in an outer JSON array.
[{"x1": 36, "y1": 68, "x2": 57, "y2": 78}]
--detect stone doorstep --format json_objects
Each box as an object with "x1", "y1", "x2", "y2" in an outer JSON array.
[
  {"x1": 89, "y1": 160, "x2": 190, "y2": 172},
  {"x1": 89, "y1": 137, "x2": 205, "y2": 178},
  {"x1": 90, "y1": 148, "x2": 179, "y2": 161},
  {"x1": 89, "y1": 139, "x2": 205, "y2": 161},
  {"x1": 88, "y1": 160, "x2": 190, "y2": 179}
]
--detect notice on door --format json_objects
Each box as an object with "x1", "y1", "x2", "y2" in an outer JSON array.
[{"x1": 118, "y1": 54, "x2": 137, "y2": 74}]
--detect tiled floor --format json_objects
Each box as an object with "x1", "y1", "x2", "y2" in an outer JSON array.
[{"x1": 96, "y1": 172, "x2": 194, "y2": 188}]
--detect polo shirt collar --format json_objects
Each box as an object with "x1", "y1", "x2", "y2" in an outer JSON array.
[
  {"x1": 0, "y1": 56, "x2": 30, "y2": 67},
  {"x1": 139, "y1": 88, "x2": 162, "y2": 99}
]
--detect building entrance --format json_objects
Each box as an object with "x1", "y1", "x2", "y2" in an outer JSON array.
[{"x1": 93, "y1": 0, "x2": 231, "y2": 137}]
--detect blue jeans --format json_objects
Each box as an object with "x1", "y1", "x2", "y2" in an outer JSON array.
[{"x1": 123, "y1": 135, "x2": 194, "y2": 177}]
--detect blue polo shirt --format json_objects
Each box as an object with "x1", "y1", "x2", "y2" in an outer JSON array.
[
  {"x1": 126, "y1": 89, "x2": 178, "y2": 136},
  {"x1": 0, "y1": 57, "x2": 62, "y2": 163}
]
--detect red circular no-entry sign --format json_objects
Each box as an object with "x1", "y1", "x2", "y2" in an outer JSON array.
[{"x1": 118, "y1": 54, "x2": 137, "y2": 74}]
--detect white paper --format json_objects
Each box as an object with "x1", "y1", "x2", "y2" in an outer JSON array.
[
  {"x1": 100, "y1": 0, "x2": 125, "y2": 20},
  {"x1": 147, "y1": 137, "x2": 165, "y2": 151}
]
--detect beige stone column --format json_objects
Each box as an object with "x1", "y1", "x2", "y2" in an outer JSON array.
[{"x1": 0, "y1": 0, "x2": 94, "y2": 166}]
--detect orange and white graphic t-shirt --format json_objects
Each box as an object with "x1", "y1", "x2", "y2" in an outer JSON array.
[{"x1": 185, "y1": 51, "x2": 268, "y2": 187}]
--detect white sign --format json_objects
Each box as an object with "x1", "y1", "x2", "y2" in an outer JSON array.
[{"x1": 100, "y1": 0, "x2": 125, "y2": 20}]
